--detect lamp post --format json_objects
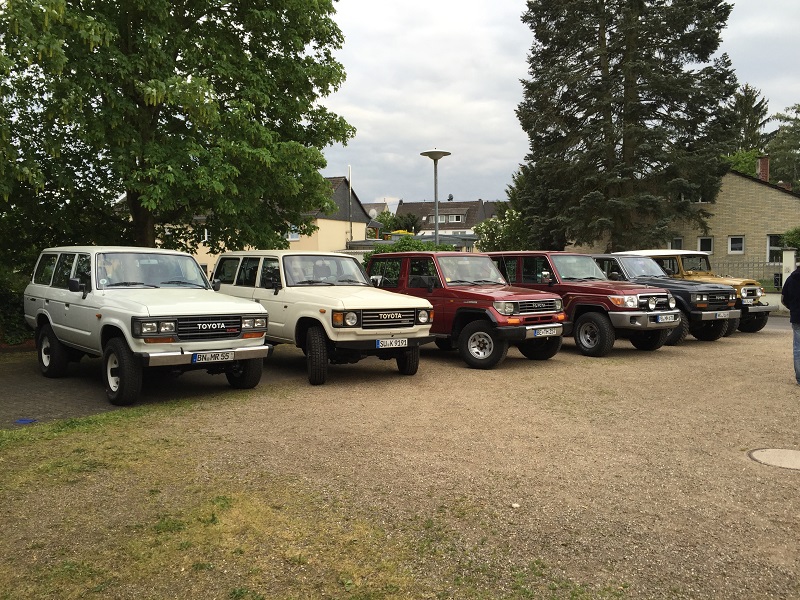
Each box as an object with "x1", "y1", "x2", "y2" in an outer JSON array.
[{"x1": 420, "y1": 148, "x2": 450, "y2": 245}]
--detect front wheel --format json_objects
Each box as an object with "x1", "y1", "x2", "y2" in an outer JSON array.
[
  {"x1": 226, "y1": 358, "x2": 263, "y2": 389},
  {"x1": 517, "y1": 336, "x2": 562, "y2": 360},
  {"x1": 722, "y1": 317, "x2": 740, "y2": 337},
  {"x1": 738, "y1": 312, "x2": 769, "y2": 333},
  {"x1": 689, "y1": 319, "x2": 726, "y2": 341},
  {"x1": 629, "y1": 329, "x2": 669, "y2": 351},
  {"x1": 36, "y1": 323, "x2": 70, "y2": 378},
  {"x1": 458, "y1": 321, "x2": 508, "y2": 369},
  {"x1": 306, "y1": 325, "x2": 328, "y2": 385},
  {"x1": 396, "y1": 345, "x2": 420, "y2": 375},
  {"x1": 573, "y1": 312, "x2": 615, "y2": 357},
  {"x1": 103, "y1": 337, "x2": 142, "y2": 406},
  {"x1": 664, "y1": 312, "x2": 689, "y2": 346}
]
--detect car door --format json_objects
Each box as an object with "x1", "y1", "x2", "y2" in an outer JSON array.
[
  {"x1": 63, "y1": 252, "x2": 103, "y2": 350},
  {"x1": 405, "y1": 257, "x2": 450, "y2": 335},
  {"x1": 253, "y1": 257, "x2": 290, "y2": 342}
]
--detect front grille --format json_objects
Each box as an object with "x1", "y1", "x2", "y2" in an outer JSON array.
[
  {"x1": 707, "y1": 293, "x2": 731, "y2": 310},
  {"x1": 362, "y1": 309, "x2": 417, "y2": 329},
  {"x1": 518, "y1": 299, "x2": 560, "y2": 314},
  {"x1": 638, "y1": 294, "x2": 672, "y2": 311},
  {"x1": 177, "y1": 315, "x2": 242, "y2": 340}
]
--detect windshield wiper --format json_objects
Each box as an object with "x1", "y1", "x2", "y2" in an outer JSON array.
[
  {"x1": 295, "y1": 279, "x2": 335, "y2": 285},
  {"x1": 105, "y1": 281, "x2": 158, "y2": 288},
  {"x1": 337, "y1": 278, "x2": 370, "y2": 285},
  {"x1": 160, "y1": 280, "x2": 206, "y2": 288},
  {"x1": 472, "y1": 279, "x2": 502, "y2": 284}
]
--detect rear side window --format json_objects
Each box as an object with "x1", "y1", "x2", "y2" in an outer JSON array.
[
  {"x1": 368, "y1": 258, "x2": 402, "y2": 289},
  {"x1": 493, "y1": 256, "x2": 518, "y2": 284},
  {"x1": 214, "y1": 257, "x2": 241, "y2": 284},
  {"x1": 51, "y1": 253, "x2": 77, "y2": 289},
  {"x1": 33, "y1": 253, "x2": 58, "y2": 285},
  {"x1": 235, "y1": 257, "x2": 260, "y2": 287}
]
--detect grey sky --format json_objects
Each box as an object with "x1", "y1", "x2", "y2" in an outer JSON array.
[{"x1": 320, "y1": 1, "x2": 800, "y2": 209}]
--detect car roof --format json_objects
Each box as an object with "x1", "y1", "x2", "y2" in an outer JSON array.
[
  {"x1": 621, "y1": 249, "x2": 710, "y2": 257},
  {"x1": 218, "y1": 250, "x2": 354, "y2": 258},
  {"x1": 41, "y1": 246, "x2": 190, "y2": 255}
]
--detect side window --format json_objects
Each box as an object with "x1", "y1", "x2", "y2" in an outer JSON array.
[
  {"x1": 33, "y1": 253, "x2": 58, "y2": 285},
  {"x1": 75, "y1": 254, "x2": 92, "y2": 290},
  {"x1": 654, "y1": 258, "x2": 677, "y2": 274},
  {"x1": 408, "y1": 258, "x2": 441, "y2": 289},
  {"x1": 493, "y1": 257, "x2": 517, "y2": 284},
  {"x1": 369, "y1": 258, "x2": 402, "y2": 289},
  {"x1": 260, "y1": 258, "x2": 280, "y2": 287},
  {"x1": 235, "y1": 257, "x2": 260, "y2": 287},
  {"x1": 213, "y1": 257, "x2": 241, "y2": 284},
  {"x1": 521, "y1": 256, "x2": 550, "y2": 283},
  {"x1": 595, "y1": 258, "x2": 612, "y2": 277},
  {"x1": 51, "y1": 253, "x2": 76, "y2": 289}
]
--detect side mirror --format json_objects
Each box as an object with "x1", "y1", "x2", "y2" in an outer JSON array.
[
  {"x1": 263, "y1": 277, "x2": 282, "y2": 295},
  {"x1": 541, "y1": 271, "x2": 552, "y2": 285},
  {"x1": 608, "y1": 272, "x2": 620, "y2": 281},
  {"x1": 663, "y1": 268, "x2": 674, "y2": 276},
  {"x1": 212, "y1": 278, "x2": 221, "y2": 291},
  {"x1": 68, "y1": 277, "x2": 88, "y2": 299},
  {"x1": 370, "y1": 275, "x2": 382, "y2": 287}
]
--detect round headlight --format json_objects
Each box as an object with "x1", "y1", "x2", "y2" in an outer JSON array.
[
  {"x1": 647, "y1": 297, "x2": 657, "y2": 310},
  {"x1": 417, "y1": 310, "x2": 429, "y2": 324},
  {"x1": 668, "y1": 296, "x2": 676, "y2": 309},
  {"x1": 344, "y1": 311, "x2": 358, "y2": 326}
]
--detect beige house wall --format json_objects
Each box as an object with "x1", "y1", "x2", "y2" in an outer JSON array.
[
  {"x1": 288, "y1": 219, "x2": 367, "y2": 252},
  {"x1": 669, "y1": 172, "x2": 800, "y2": 265}
]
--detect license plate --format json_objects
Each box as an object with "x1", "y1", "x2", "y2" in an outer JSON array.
[
  {"x1": 742, "y1": 298, "x2": 754, "y2": 305},
  {"x1": 657, "y1": 314, "x2": 676, "y2": 323},
  {"x1": 377, "y1": 338, "x2": 408, "y2": 349},
  {"x1": 192, "y1": 351, "x2": 234, "y2": 363},
  {"x1": 715, "y1": 311, "x2": 729, "y2": 319},
  {"x1": 534, "y1": 327, "x2": 559, "y2": 337}
]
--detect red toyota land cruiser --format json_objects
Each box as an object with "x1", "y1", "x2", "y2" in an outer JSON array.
[
  {"x1": 489, "y1": 251, "x2": 680, "y2": 357},
  {"x1": 365, "y1": 251, "x2": 567, "y2": 369}
]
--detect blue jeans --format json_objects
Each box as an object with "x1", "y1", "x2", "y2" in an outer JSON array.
[{"x1": 793, "y1": 322, "x2": 800, "y2": 384}]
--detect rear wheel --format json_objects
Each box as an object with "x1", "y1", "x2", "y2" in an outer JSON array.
[
  {"x1": 306, "y1": 325, "x2": 328, "y2": 385},
  {"x1": 517, "y1": 336, "x2": 562, "y2": 360},
  {"x1": 573, "y1": 312, "x2": 615, "y2": 357},
  {"x1": 689, "y1": 319, "x2": 726, "y2": 341},
  {"x1": 664, "y1": 312, "x2": 689, "y2": 346},
  {"x1": 396, "y1": 346, "x2": 420, "y2": 375},
  {"x1": 738, "y1": 312, "x2": 769, "y2": 333},
  {"x1": 226, "y1": 358, "x2": 263, "y2": 389},
  {"x1": 458, "y1": 321, "x2": 508, "y2": 369},
  {"x1": 629, "y1": 329, "x2": 669, "y2": 351},
  {"x1": 103, "y1": 337, "x2": 142, "y2": 406},
  {"x1": 36, "y1": 323, "x2": 70, "y2": 378}
]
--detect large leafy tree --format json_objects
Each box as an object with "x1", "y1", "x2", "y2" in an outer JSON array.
[
  {"x1": 1, "y1": 0, "x2": 354, "y2": 251},
  {"x1": 766, "y1": 104, "x2": 800, "y2": 191},
  {"x1": 513, "y1": 0, "x2": 738, "y2": 251}
]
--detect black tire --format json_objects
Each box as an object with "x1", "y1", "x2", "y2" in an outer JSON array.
[
  {"x1": 722, "y1": 317, "x2": 740, "y2": 337},
  {"x1": 306, "y1": 325, "x2": 328, "y2": 385},
  {"x1": 36, "y1": 323, "x2": 70, "y2": 378},
  {"x1": 226, "y1": 358, "x2": 263, "y2": 389},
  {"x1": 664, "y1": 312, "x2": 689, "y2": 346},
  {"x1": 458, "y1": 320, "x2": 508, "y2": 369},
  {"x1": 517, "y1": 336, "x2": 562, "y2": 360},
  {"x1": 434, "y1": 338, "x2": 455, "y2": 351},
  {"x1": 629, "y1": 329, "x2": 669, "y2": 351},
  {"x1": 689, "y1": 319, "x2": 726, "y2": 341},
  {"x1": 738, "y1": 312, "x2": 769, "y2": 333},
  {"x1": 103, "y1": 337, "x2": 142, "y2": 406},
  {"x1": 573, "y1": 312, "x2": 615, "y2": 357},
  {"x1": 396, "y1": 345, "x2": 420, "y2": 376}
]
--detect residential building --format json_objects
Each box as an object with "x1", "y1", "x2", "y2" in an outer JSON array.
[{"x1": 395, "y1": 199, "x2": 506, "y2": 237}]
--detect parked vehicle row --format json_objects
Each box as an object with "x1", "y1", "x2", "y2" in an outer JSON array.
[{"x1": 23, "y1": 246, "x2": 776, "y2": 405}]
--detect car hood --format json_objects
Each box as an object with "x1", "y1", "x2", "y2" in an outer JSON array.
[
  {"x1": 555, "y1": 280, "x2": 666, "y2": 295},
  {"x1": 447, "y1": 285, "x2": 562, "y2": 302},
  {"x1": 97, "y1": 288, "x2": 267, "y2": 316},
  {"x1": 682, "y1": 273, "x2": 760, "y2": 287},
  {"x1": 287, "y1": 285, "x2": 433, "y2": 309},
  {"x1": 630, "y1": 276, "x2": 734, "y2": 292}
]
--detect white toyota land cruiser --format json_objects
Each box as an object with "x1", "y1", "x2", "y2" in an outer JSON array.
[
  {"x1": 212, "y1": 250, "x2": 434, "y2": 384},
  {"x1": 24, "y1": 246, "x2": 273, "y2": 405}
]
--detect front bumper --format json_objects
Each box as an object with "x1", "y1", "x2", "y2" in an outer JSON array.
[
  {"x1": 496, "y1": 322, "x2": 564, "y2": 342},
  {"x1": 690, "y1": 308, "x2": 742, "y2": 321},
  {"x1": 739, "y1": 302, "x2": 777, "y2": 314},
  {"x1": 333, "y1": 336, "x2": 435, "y2": 352},
  {"x1": 608, "y1": 309, "x2": 681, "y2": 330},
  {"x1": 137, "y1": 344, "x2": 274, "y2": 367}
]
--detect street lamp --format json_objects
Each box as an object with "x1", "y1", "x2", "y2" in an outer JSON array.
[{"x1": 420, "y1": 148, "x2": 451, "y2": 245}]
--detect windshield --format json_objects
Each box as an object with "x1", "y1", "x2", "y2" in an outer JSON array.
[
  {"x1": 618, "y1": 256, "x2": 667, "y2": 277},
  {"x1": 683, "y1": 255, "x2": 712, "y2": 272},
  {"x1": 551, "y1": 255, "x2": 607, "y2": 280},
  {"x1": 283, "y1": 254, "x2": 370, "y2": 286},
  {"x1": 97, "y1": 252, "x2": 209, "y2": 289},
  {"x1": 437, "y1": 255, "x2": 506, "y2": 286}
]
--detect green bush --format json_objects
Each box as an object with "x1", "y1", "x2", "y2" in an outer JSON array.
[{"x1": 361, "y1": 236, "x2": 454, "y2": 269}]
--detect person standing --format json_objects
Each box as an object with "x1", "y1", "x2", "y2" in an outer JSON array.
[{"x1": 781, "y1": 263, "x2": 800, "y2": 385}]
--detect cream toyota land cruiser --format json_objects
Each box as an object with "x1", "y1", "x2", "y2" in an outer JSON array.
[
  {"x1": 212, "y1": 250, "x2": 434, "y2": 385},
  {"x1": 24, "y1": 246, "x2": 272, "y2": 405}
]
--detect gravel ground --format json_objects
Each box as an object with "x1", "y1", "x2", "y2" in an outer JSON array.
[{"x1": 2, "y1": 320, "x2": 799, "y2": 597}]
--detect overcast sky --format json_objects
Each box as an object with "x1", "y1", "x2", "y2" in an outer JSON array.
[{"x1": 320, "y1": 1, "x2": 800, "y2": 210}]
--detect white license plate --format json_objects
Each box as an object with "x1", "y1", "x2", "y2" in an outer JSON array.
[
  {"x1": 657, "y1": 314, "x2": 676, "y2": 323},
  {"x1": 742, "y1": 298, "x2": 754, "y2": 305},
  {"x1": 715, "y1": 311, "x2": 730, "y2": 319},
  {"x1": 192, "y1": 351, "x2": 234, "y2": 363},
  {"x1": 534, "y1": 327, "x2": 559, "y2": 337},
  {"x1": 377, "y1": 338, "x2": 408, "y2": 349}
]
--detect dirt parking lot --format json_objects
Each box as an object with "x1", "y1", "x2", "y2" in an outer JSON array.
[{"x1": 1, "y1": 319, "x2": 799, "y2": 598}]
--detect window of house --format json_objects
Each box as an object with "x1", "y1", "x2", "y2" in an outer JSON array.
[
  {"x1": 669, "y1": 238, "x2": 683, "y2": 250},
  {"x1": 728, "y1": 236, "x2": 744, "y2": 254},
  {"x1": 285, "y1": 226, "x2": 300, "y2": 242},
  {"x1": 698, "y1": 237, "x2": 713, "y2": 253},
  {"x1": 437, "y1": 215, "x2": 446, "y2": 223},
  {"x1": 448, "y1": 214, "x2": 462, "y2": 223},
  {"x1": 768, "y1": 234, "x2": 783, "y2": 263}
]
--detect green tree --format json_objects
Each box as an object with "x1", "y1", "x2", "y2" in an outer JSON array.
[
  {"x1": 1, "y1": 0, "x2": 354, "y2": 251},
  {"x1": 474, "y1": 207, "x2": 528, "y2": 251},
  {"x1": 729, "y1": 84, "x2": 771, "y2": 151},
  {"x1": 766, "y1": 104, "x2": 800, "y2": 191},
  {"x1": 361, "y1": 236, "x2": 454, "y2": 269},
  {"x1": 782, "y1": 226, "x2": 800, "y2": 250},
  {"x1": 513, "y1": 0, "x2": 737, "y2": 251}
]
